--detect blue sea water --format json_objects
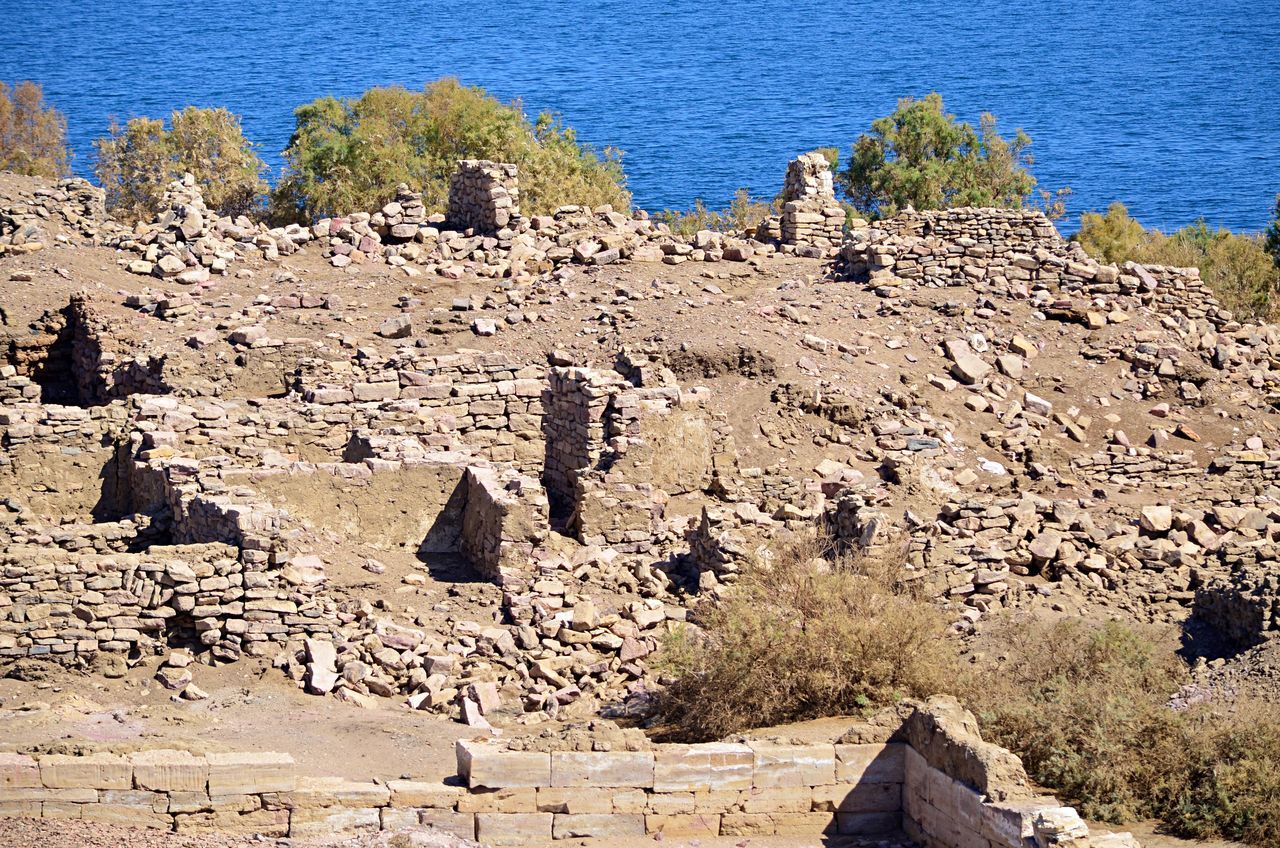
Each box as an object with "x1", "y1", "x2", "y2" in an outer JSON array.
[{"x1": 2, "y1": 0, "x2": 1278, "y2": 232}]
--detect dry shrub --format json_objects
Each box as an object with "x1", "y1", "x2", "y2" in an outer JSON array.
[
  {"x1": 0, "y1": 80, "x2": 70, "y2": 178},
  {"x1": 967, "y1": 616, "x2": 1280, "y2": 846},
  {"x1": 655, "y1": 532, "x2": 958, "y2": 741},
  {"x1": 660, "y1": 188, "x2": 776, "y2": 236}
]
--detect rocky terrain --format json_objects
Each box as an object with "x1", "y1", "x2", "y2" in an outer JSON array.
[{"x1": 1, "y1": 154, "x2": 1277, "y2": 847}]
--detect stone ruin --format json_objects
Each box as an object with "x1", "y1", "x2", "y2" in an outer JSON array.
[
  {"x1": 448, "y1": 159, "x2": 521, "y2": 233},
  {"x1": 780, "y1": 152, "x2": 846, "y2": 253}
]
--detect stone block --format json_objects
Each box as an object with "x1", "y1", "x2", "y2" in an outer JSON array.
[
  {"x1": 742, "y1": 785, "x2": 812, "y2": 813},
  {"x1": 536, "y1": 786, "x2": 613, "y2": 814},
  {"x1": 812, "y1": 782, "x2": 902, "y2": 813},
  {"x1": 39, "y1": 753, "x2": 132, "y2": 789},
  {"x1": 41, "y1": 800, "x2": 85, "y2": 819},
  {"x1": 0, "y1": 787, "x2": 97, "y2": 803},
  {"x1": 611, "y1": 788, "x2": 647, "y2": 814},
  {"x1": 419, "y1": 809, "x2": 477, "y2": 840},
  {"x1": 721, "y1": 811, "x2": 837, "y2": 835},
  {"x1": 292, "y1": 776, "x2": 390, "y2": 808},
  {"x1": 693, "y1": 788, "x2": 743, "y2": 813},
  {"x1": 387, "y1": 779, "x2": 462, "y2": 809},
  {"x1": 0, "y1": 799, "x2": 41, "y2": 817},
  {"x1": 130, "y1": 749, "x2": 209, "y2": 792},
  {"x1": 457, "y1": 787, "x2": 538, "y2": 813},
  {"x1": 457, "y1": 741, "x2": 550, "y2": 789},
  {"x1": 834, "y1": 743, "x2": 906, "y2": 783},
  {"x1": 553, "y1": 812, "x2": 645, "y2": 838},
  {"x1": 80, "y1": 803, "x2": 172, "y2": 828},
  {"x1": 168, "y1": 791, "x2": 214, "y2": 814},
  {"x1": 475, "y1": 811, "x2": 552, "y2": 844},
  {"x1": 836, "y1": 811, "x2": 902, "y2": 835},
  {"x1": 645, "y1": 812, "x2": 722, "y2": 836},
  {"x1": 0, "y1": 753, "x2": 40, "y2": 788},
  {"x1": 654, "y1": 742, "x2": 752, "y2": 792},
  {"x1": 646, "y1": 791, "x2": 695, "y2": 815},
  {"x1": 205, "y1": 752, "x2": 295, "y2": 795},
  {"x1": 174, "y1": 807, "x2": 290, "y2": 836},
  {"x1": 289, "y1": 805, "x2": 381, "y2": 838},
  {"x1": 749, "y1": 743, "x2": 835, "y2": 788},
  {"x1": 551, "y1": 751, "x2": 654, "y2": 788}
]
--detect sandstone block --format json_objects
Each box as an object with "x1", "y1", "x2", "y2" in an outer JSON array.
[
  {"x1": 743, "y1": 785, "x2": 812, "y2": 813},
  {"x1": 456, "y1": 741, "x2": 550, "y2": 789},
  {"x1": 654, "y1": 742, "x2": 753, "y2": 791},
  {"x1": 174, "y1": 807, "x2": 290, "y2": 836},
  {"x1": 418, "y1": 809, "x2": 477, "y2": 839},
  {"x1": 387, "y1": 779, "x2": 462, "y2": 809},
  {"x1": 812, "y1": 782, "x2": 902, "y2": 814},
  {"x1": 836, "y1": 811, "x2": 902, "y2": 835},
  {"x1": 553, "y1": 812, "x2": 645, "y2": 838},
  {"x1": 721, "y1": 811, "x2": 837, "y2": 836},
  {"x1": 130, "y1": 749, "x2": 209, "y2": 792},
  {"x1": 551, "y1": 751, "x2": 654, "y2": 788},
  {"x1": 81, "y1": 803, "x2": 172, "y2": 829},
  {"x1": 834, "y1": 743, "x2": 907, "y2": 783},
  {"x1": 645, "y1": 812, "x2": 722, "y2": 836},
  {"x1": 536, "y1": 786, "x2": 613, "y2": 814},
  {"x1": 749, "y1": 744, "x2": 835, "y2": 788},
  {"x1": 0, "y1": 752, "x2": 40, "y2": 788},
  {"x1": 39, "y1": 753, "x2": 132, "y2": 789},
  {"x1": 475, "y1": 812, "x2": 552, "y2": 844},
  {"x1": 456, "y1": 787, "x2": 538, "y2": 813},
  {"x1": 205, "y1": 752, "x2": 295, "y2": 795},
  {"x1": 289, "y1": 805, "x2": 381, "y2": 838},
  {"x1": 292, "y1": 776, "x2": 390, "y2": 808}
]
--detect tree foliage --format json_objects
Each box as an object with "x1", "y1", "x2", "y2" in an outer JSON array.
[
  {"x1": 1074, "y1": 202, "x2": 1280, "y2": 319},
  {"x1": 94, "y1": 106, "x2": 266, "y2": 222},
  {"x1": 0, "y1": 80, "x2": 70, "y2": 179},
  {"x1": 839, "y1": 93, "x2": 1038, "y2": 217},
  {"x1": 1265, "y1": 193, "x2": 1280, "y2": 269},
  {"x1": 270, "y1": 79, "x2": 629, "y2": 223}
]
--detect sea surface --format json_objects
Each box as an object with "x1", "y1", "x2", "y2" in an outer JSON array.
[{"x1": 2, "y1": 0, "x2": 1278, "y2": 232}]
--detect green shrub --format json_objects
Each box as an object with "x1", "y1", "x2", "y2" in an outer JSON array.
[
  {"x1": 94, "y1": 106, "x2": 266, "y2": 222},
  {"x1": 660, "y1": 188, "x2": 776, "y2": 236},
  {"x1": 967, "y1": 617, "x2": 1280, "y2": 846},
  {"x1": 1073, "y1": 202, "x2": 1280, "y2": 319},
  {"x1": 270, "y1": 79, "x2": 629, "y2": 223},
  {"x1": 838, "y1": 93, "x2": 1039, "y2": 218},
  {"x1": 0, "y1": 80, "x2": 70, "y2": 178},
  {"x1": 654, "y1": 533, "x2": 958, "y2": 741}
]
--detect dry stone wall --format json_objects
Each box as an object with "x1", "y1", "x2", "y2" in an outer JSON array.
[{"x1": 448, "y1": 160, "x2": 521, "y2": 234}]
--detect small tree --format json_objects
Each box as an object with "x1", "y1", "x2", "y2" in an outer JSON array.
[
  {"x1": 839, "y1": 93, "x2": 1037, "y2": 217},
  {"x1": 1265, "y1": 193, "x2": 1280, "y2": 269},
  {"x1": 94, "y1": 106, "x2": 266, "y2": 221},
  {"x1": 1073, "y1": 201, "x2": 1149, "y2": 264},
  {"x1": 0, "y1": 80, "x2": 70, "y2": 178},
  {"x1": 271, "y1": 79, "x2": 629, "y2": 223}
]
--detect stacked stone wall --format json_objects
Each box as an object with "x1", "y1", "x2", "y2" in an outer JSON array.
[
  {"x1": 460, "y1": 466, "x2": 549, "y2": 583},
  {"x1": 778, "y1": 153, "x2": 844, "y2": 253},
  {"x1": 448, "y1": 160, "x2": 520, "y2": 233}
]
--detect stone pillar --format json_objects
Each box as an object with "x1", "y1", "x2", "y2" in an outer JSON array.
[
  {"x1": 447, "y1": 160, "x2": 520, "y2": 233},
  {"x1": 780, "y1": 152, "x2": 845, "y2": 251}
]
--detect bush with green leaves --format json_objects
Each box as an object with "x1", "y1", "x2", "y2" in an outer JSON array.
[
  {"x1": 1073, "y1": 201, "x2": 1280, "y2": 319},
  {"x1": 838, "y1": 92, "x2": 1039, "y2": 218},
  {"x1": 270, "y1": 79, "x2": 629, "y2": 223},
  {"x1": 659, "y1": 188, "x2": 776, "y2": 236},
  {"x1": 0, "y1": 80, "x2": 70, "y2": 179},
  {"x1": 94, "y1": 106, "x2": 266, "y2": 222}
]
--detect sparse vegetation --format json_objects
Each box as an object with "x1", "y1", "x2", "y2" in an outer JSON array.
[
  {"x1": 1266, "y1": 193, "x2": 1280, "y2": 268},
  {"x1": 967, "y1": 617, "x2": 1280, "y2": 846},
  {"x1": 0, "y1": 80, "x2": 70, "y2": 179},
  {"x1": 659, "y1": 188, "x2": 776, "y2": 236},
  {"x1": 1073, "y1": 201, "x2": 1280, "y2": 318},
  {"x1": 93, "y1": 106, "x2": 267, "y2": 222},
  {"x1": 270, "y1": 79, "x2": 629, "y2": 223},
  {"x1": 838, "y1": 92, "x2": 1040, "y2": 218},
  {"x1": 655, "y1": 534, "x2": 958, "y2": 741}
]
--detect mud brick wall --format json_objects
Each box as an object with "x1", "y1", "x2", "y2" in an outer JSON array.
[
  {"x1": 448, "y1": 160, "x2": 520, "y2": 233},
  {"x1": 460, "y1": 466, "x2": 549, "y2": 583}
]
